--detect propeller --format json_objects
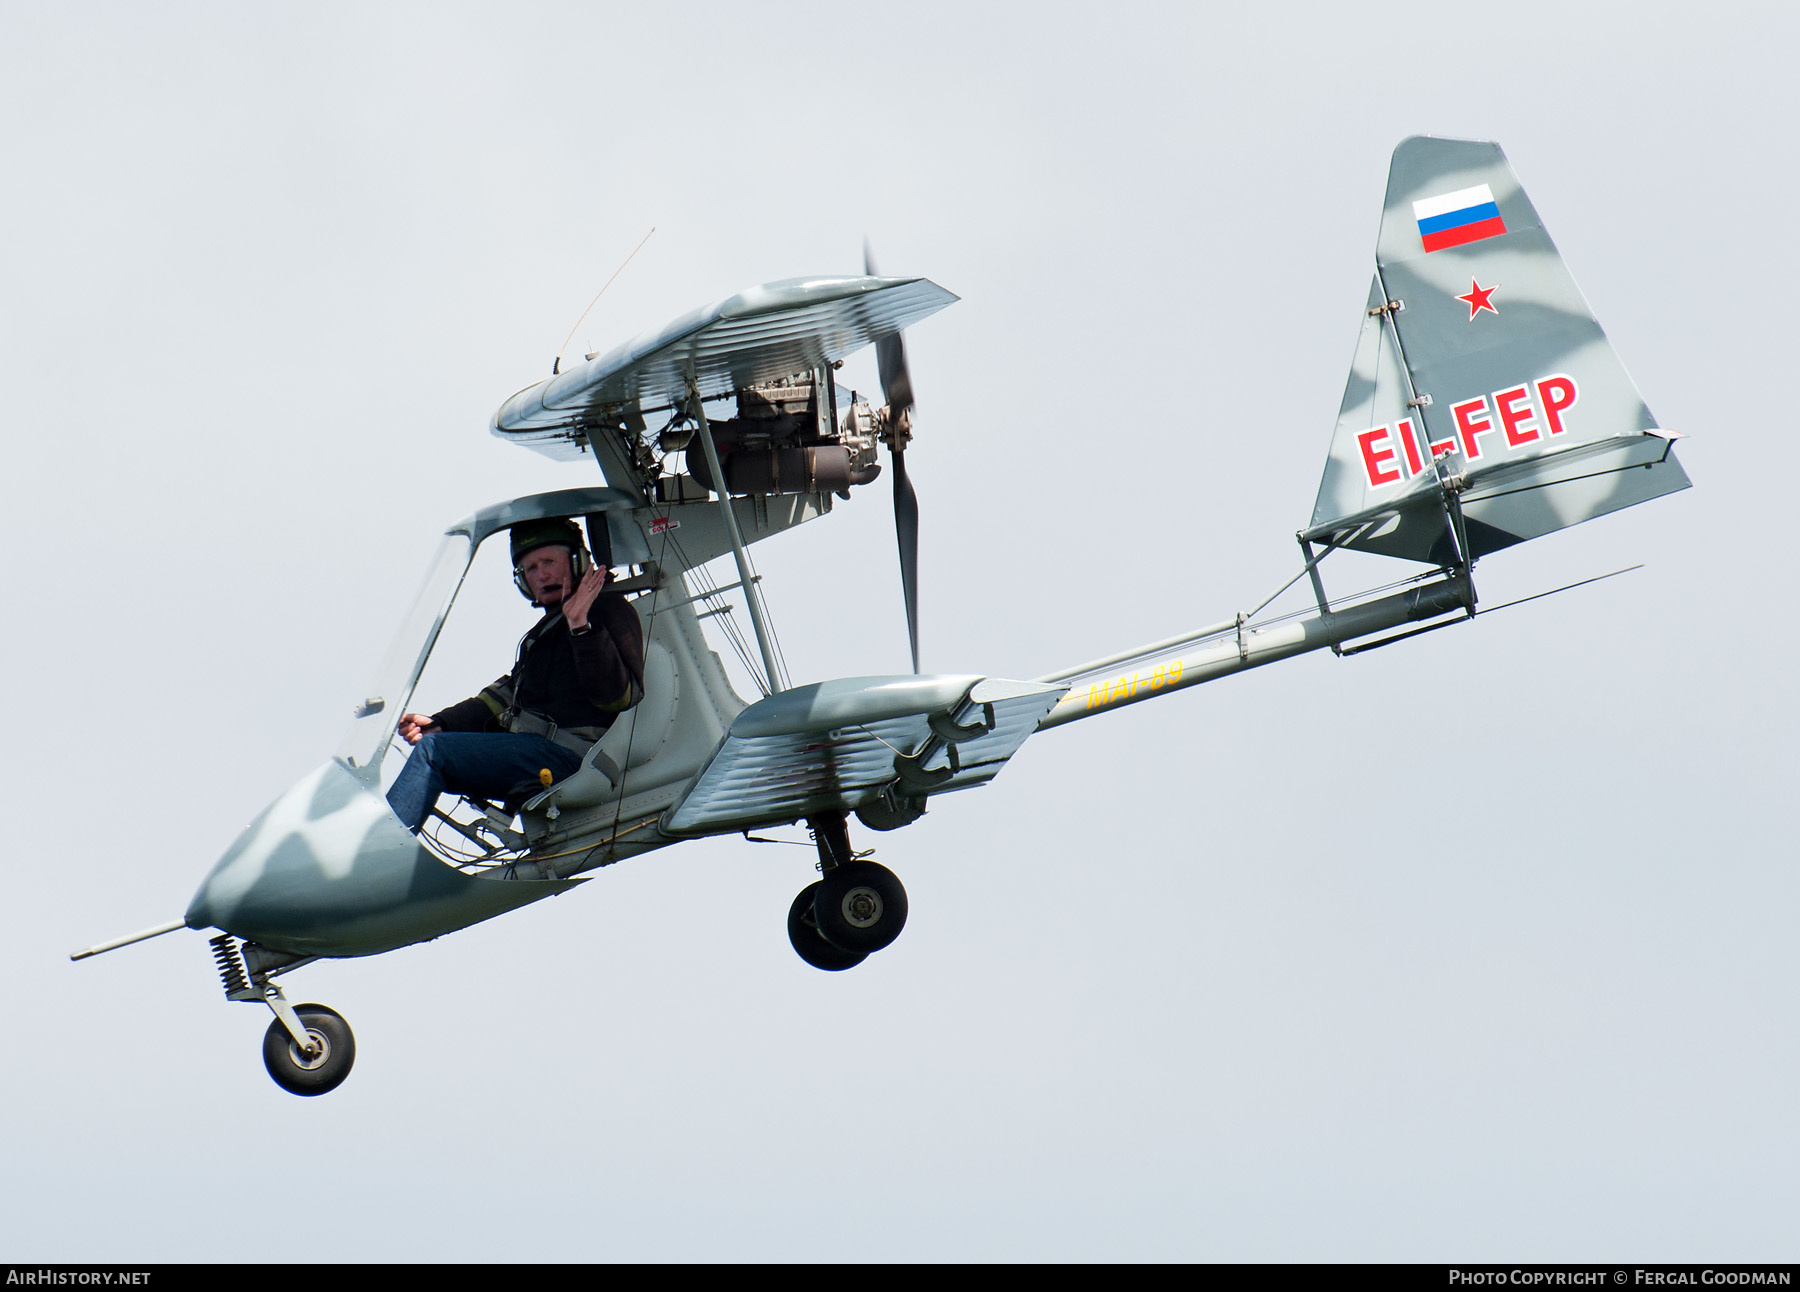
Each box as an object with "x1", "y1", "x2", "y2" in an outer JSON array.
[{"x1": 865, "y1": 241, "x2": 921, "y2": 674}]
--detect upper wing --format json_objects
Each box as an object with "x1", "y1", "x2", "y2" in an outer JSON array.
[
  {"x1": 661, "y1": 674, "x2": 1066, "y2": 836},
  {"x1": 1306, "y1": 137, "x2": 1689, "y2": 564},
  {"x1": 492, "y1": 275, "x2": 958, "y2": 460}
]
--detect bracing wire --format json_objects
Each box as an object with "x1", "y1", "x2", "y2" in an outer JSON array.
[
  {"x1": 663, "y1": 534, "x2": 740, "y2": 655},
  {"x1": 695, "y1": 560, "x2": 768, "y2": 695},
  {"x1": 656, "y1": 524, "x2": 767, "y2": 695},
  {"x1": 1474, "y1": 564, "x2": 1642, "y2": 616}
]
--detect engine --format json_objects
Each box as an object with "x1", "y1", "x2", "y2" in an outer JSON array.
[{"x1": 675, "y1": 375, "x2": 883, "y2": 499}]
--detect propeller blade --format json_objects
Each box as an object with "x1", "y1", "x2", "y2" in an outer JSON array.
[
  {"x1": 893, "y1": 443, "x2": 921, "y2": 674},
  {"x1": 864, "y1": 241, "x2": 914, "y2": 418},
  {"x1": 867, "y1": 238, "x2": 920, "y2": 673},
  {"x1": 875, "y1": 333, "x2": 913, "y2": 423}
]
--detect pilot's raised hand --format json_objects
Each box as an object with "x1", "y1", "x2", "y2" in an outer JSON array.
[
  {"x1": 562, "y1": 565, "x2": 610, "y2": 632},
  {"x1": 398, "y1": 712, "x2": 440, "y2": 745}
]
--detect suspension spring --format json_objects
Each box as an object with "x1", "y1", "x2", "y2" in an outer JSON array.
[{"x1": 210, "y1": 934, "x2": 248, "y2": 998}]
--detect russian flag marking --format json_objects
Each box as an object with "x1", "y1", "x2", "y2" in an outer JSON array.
[{"x1": 1413, "y1": 183, "x2": 1507, "y2": 252}]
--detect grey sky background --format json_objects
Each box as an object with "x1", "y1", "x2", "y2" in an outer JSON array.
[{"x1": 3, "y1": 1, "x2": 1793, "y2": 1262}]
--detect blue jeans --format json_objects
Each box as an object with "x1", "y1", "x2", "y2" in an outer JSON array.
[{"x1": 386, "y1": 732, "x2": 583, "y2": 832}]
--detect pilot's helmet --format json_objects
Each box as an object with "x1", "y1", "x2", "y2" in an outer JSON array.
[
  {"x1": 509, "y1": 517, "x2": 590, "y2": 601},
  {"x1": 510, "y1": 517, "x2": 585, "y2": 566}
]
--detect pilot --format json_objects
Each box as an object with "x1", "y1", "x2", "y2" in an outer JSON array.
[{"x1": 386, "y1": 517, "x2": 646, "y2": 833}]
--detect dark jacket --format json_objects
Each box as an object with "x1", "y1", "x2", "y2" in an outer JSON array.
[{"x1": 432, "y1": 592, "x2": 645, "y2": 740}]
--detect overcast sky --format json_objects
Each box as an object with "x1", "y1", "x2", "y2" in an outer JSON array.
[{"x1": 4, "y1": 1, "x2": 1794, "y2": 1262}]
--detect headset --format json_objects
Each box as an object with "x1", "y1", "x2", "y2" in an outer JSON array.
[
  {"x1": 512, "y1": 521, "x2": 593, "y2": 605},
  {"x1": 512, "y1": 546, "x2": 591, "y2": 604}
]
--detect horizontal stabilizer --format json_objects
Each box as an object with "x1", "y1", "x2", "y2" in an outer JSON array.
[{"x1": 1308, "y1": 137, "x2": 1689, "y2": 563}]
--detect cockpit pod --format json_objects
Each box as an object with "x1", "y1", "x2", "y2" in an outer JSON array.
[{"x1": 185, "y1": 486, "x2": 656, "y2": 960}]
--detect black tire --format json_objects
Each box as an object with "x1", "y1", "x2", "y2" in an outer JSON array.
[
  {"x1": 261, "y1": 1003, "x2": 356, "y2": 1097},
  {"x1": 788, "y1": 883, "x2": 868, "y2": 971},
  {"x1": 813, "y1": 860, "x2": 908, "y2": 954}
]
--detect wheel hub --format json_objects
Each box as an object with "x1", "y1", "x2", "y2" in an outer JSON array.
[
  {"x1": 841, "y1": 887, "x2": 883, "y2": 928},
  {"x1": 288, "y1": 1029, "x2": 330, "y2": 1070}
]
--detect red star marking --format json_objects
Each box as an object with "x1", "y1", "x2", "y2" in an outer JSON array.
[{"x1": 1457, "y1": 278, "x2": 1499, "y2": 320}]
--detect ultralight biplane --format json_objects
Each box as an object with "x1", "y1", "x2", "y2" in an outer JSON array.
[{"x1": 74, "y1": 137, "x2": 1689, "y2": 1095}]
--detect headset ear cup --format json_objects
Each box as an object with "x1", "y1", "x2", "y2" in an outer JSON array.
[{"x1": 511, "y1": 538, "x2": 584, "y2": 605}]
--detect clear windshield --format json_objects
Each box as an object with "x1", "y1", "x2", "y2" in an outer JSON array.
[{"x1": 334, "y1": 534, "x2": 473, "y2": 774}]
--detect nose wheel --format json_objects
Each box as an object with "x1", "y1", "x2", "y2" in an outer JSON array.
[{"x1": 261, "y1": 1003, "x2": 356, "y2": 1096}]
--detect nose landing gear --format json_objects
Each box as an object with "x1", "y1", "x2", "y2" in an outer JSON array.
[
  {"x1": 212, "y1": 934, "x2": 358, "y2": 1097},
  {"x1": 787, "y1": 814, "x2": 908, "y2": 970}
]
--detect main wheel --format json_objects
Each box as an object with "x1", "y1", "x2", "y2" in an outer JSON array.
[
  {"x1": 788, "y1": 883, "x2": 868, "y2": 971},
  {"x1": 813, "y1": 860, "x2": 908, "y2": 954},
  {"x1": 261, "y1": 1004, "x2": 356, "y2": 1097}
]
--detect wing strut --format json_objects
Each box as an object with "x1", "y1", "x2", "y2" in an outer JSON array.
[{"x1": 686, "y1": 373, "x2": 784, "y2": 695}]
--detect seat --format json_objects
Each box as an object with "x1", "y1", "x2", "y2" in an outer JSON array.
[{"x1": 522, "y1": 639, "x2": 678, "y2": 813}]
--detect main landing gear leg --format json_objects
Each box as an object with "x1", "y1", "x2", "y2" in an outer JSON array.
[
  {"x1": 812, "y1": 812, "x2": 853, "y2": 875},
  {"x1": 786, "y1": 813, "x2": 909, "y2": 970}
]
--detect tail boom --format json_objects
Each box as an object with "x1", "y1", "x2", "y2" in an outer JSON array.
[{"x1": 1036, "y1": 572, "x2": 1472, "y2": 732}]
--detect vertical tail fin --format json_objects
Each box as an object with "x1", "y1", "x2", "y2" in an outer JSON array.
[{"x1": 1307, "y1": 137, "x2": 1689, "y2": 565}]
